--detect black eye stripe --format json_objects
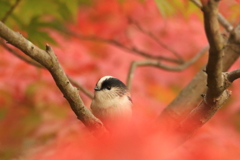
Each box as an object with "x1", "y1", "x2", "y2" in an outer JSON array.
[{"x1": 101, "y1": 78, "x2": 127, "y2": 90}]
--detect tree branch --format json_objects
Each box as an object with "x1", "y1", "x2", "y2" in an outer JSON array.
[
  {"x1": 225, "y1": 68, "x2": 240, "y2": 83},
  {"x1": 0, "y1": 21, "x2": 104, "y2": 132},
  {"x1": 0, "y1": 40, "x2": 94, "y2": 99},
  {"x1": 159, "y1": 0, "x2": 236, "y2": 149},
  {"x1": 126, "y1": 45, "x2": 208, "y2": 90},
  {"x1": 176, "y1": 89, "x2": 231, "y2": 144},
  {"x1": 157, "y1": 24, "x2": 240, "y2": 132},
  {"x1": 203, "y1": 0, "x2": 225, "y2": 103}
]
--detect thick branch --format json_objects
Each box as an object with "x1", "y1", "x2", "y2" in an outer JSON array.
[
  {"x1": 161, "y1": 0, "x2": 235, "y2": 145},
  {"x1": 158, "y1": 4, "x2": 240, "y2": 133},
  {"x1": 159, "y1": 75, "x2": 232, "y2": 152},
  {"x1": 161, "y1": 1, "x2": 235, "y2": 149},
  {"x1": 176, "y1": 89, "x2": 231, "y2": 143},
  {"x1": 158, "y1": 0, "x2": 236, "y2": 130},
  {"x1": 203, "y1": 0, "x2": 225, "y2": 103},
  {"x1": 190, "y1": 0, "x2": 233, "y2": 32},
  {"x1": 0, "y1": 40, "x2": 94, "y2": 99},
  {"x1": 0, "y1": 21, "x2": 103, "y2": 132}
]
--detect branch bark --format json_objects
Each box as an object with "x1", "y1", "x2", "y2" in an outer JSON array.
[
  {"x1": 157, "y1": 20, "x2": 240, "y2": 132},
  {"x1": 203, "y1": 0, "x2": 225, "y2": 104},
  {"x1": 190, "y1": 0, "x2": 233, "y2": 32},
  {"x1": 158, "y1": 0, "x2": 240, "y2": 130},
  {"x1": 0, "y1": 21, "x2": 104, "y2": 132},
  {"x1": 157, "y1": 0, "x2": 239, "y2": 150},
  {"x1": 225, "y1": 68, "x2": 240, "y2": 83},
  {"x1": 0, "y1": 39, "x2": 94, "y2": 99}
]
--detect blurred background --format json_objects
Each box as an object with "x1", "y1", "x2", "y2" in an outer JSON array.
[{"x1": 1, "y1": 0, "x2": 240, "y2": 159}]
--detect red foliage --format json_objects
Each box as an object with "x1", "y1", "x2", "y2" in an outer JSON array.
[
  {"x1": 25, "y1": 111, "x2": 240, "y2": 160},
  {"x1": 1, "y1": 0, "x2": 240, "y2": 159}
]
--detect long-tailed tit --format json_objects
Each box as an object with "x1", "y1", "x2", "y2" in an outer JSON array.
[{"x1": 90, "y1": 76, "x2": 132, "y2": 131}]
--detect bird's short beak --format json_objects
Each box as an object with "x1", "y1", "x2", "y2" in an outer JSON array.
[{"x1": 94, "y1": 87, "x2": 101, "y2": 91}]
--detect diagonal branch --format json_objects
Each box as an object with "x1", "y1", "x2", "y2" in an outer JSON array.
[
  {"x1": 0, "y1": 21, "x2": 104, "y2": 132},
  {"x1": 0, "y1": 40, "x2": 94, "y2": 99}
]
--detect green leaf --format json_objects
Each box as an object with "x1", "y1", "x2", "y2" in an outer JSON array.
[
  {"x1": 181, "y1": 1, "x2": 202, "y2": 18},
  {"x1": 1, "y1": 0, "x2": 96, "y2": 47},
  {"x1": 21, "y1": 16, "x2": 57, "y2": 47},
  {"x1": 20, "y1": 109, "x2": 42, "y2": 135},
  {"x1": 229, "y1": 4, "x2": 240, "y2": 22},
  {"x1": 0, "y1": 108, "x2": 7, "y2": 120},
  {"x1": 3, "y1": 0, "x2": 94, "y2": 47},
  {"x1": 0, "y1": 0, "x2": 11, "y2": 19},
  {"x1": 16, "y1": 0, "x2": 58, "y2": 24},
  {"x1": 153, "y1": 0, "x2": 175, "y2": 17},
  {"x1": 153, "y1": 0, "x2": 201, "y2": 18}
]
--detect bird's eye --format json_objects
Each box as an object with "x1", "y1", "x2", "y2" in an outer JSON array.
[{"x1": 106, "y1": 86, "x2": 111, "y2": 90}]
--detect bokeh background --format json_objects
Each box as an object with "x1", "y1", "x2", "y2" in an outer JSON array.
[{"x1": 1, "y1": 0, "x2": 240, "y2": 159}]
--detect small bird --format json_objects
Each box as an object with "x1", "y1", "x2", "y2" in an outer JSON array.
[{"x1": 90, "y1": 76, "x2": 132, "y2": 131}]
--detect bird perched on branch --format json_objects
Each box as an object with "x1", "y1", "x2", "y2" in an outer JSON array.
[{"x1": 90, "y1": 76, "x2": 132, "y2": 132}]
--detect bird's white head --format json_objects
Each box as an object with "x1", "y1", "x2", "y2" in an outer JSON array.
[{"x1": 93, "y1": 76, "x2": 130, "y2": 100}]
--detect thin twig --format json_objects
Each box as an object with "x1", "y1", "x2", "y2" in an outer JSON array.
[
  {"x1": 203, "y1": 0, "x2": 225, "y2": 103},
  {"x1": 68, "y1": 76, "x2": 94, "y2": 99},
  {"x1": 1, "y1": 0, "x2": 21, "y2": 23},
  {"x1": 129, "y1": 19, "x2": 184, "y2": 63},
  {"x1": 225, "y1": 68, "x2": 240, "y2": 83},
  {"x1": 63, "y1": 29, "x2": 183, "y2": 64},
  {"x1": 126, "y1": 45, "x2": 209, "y2": 90},
  {"x1": 1, "y1": 40, "x2": 43, "y2": 68}
]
